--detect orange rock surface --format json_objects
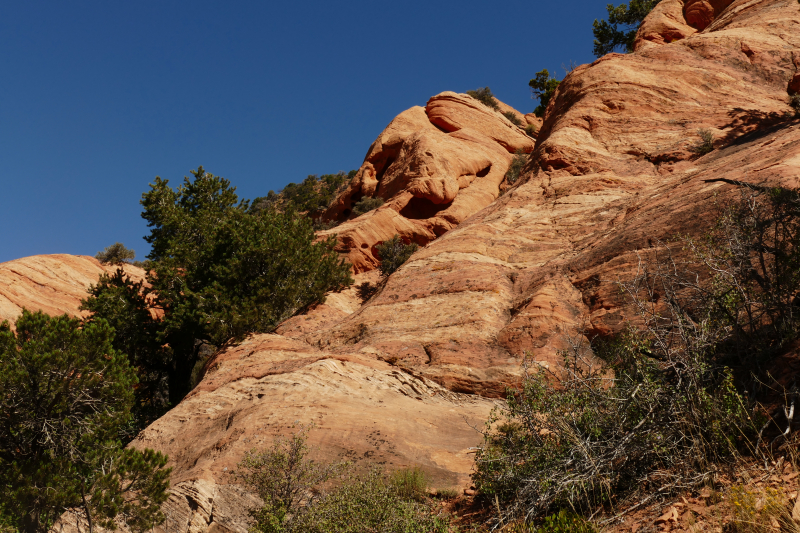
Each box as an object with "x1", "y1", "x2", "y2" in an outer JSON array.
[
  {"x1": 318, "y1": 92, "x2": 535, "y2": 273},
  {"x1": 0, "y1": 254, "x2": 145, "y2": 326}
]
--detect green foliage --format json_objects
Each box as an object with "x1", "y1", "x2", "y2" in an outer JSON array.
[
  {"x1": 789, "y1": 93, "x2": 800, "y2": 114},
  {"x1": 0, "y1": 310, "x2": 170, "y2": 533},
  {"x1": 236, "y1": 427, "x2": 452, "y2": 533},
  {"x1": 81, "y1": 167, "x2": 353, "y2": 405},
  {"x1": 692, "y1": 128, "x2": 715, "y2": 155},
  {"x1": 294, "y1": 468, "x2": 452, "y2": 533},
  {"x1": 505, "y1": 150, "x2": 528, "y2": 185},
  {"x1": 502, "y1": 111, "x2": 522, "y2": 127},
  {"x1": 81, "y1": 268, "x2": 171, "y2": 434},
  {"x1": 95, "y1": 242, "x2": 136, "y2": 265},
  {"x1": 507, "y1": 510, "x2": 597, "y2": 533},
  {"x1": 389, "y1": 467, "x2": 428, "y2": 502},
  {"x1": 466, "y1": 87, "x2": 500, "y2": 110},
  {"x1": 351, "y1": 196, "x2": 384, "y2": 217},
  {"x1": 524, "y1": 124, "x2": 538, "y2": 138},
  {"x1": 234, "y1": 425, "x2": 346, "y2": 533},
  {"x1": 528, "y1": 70, "x2": 560, "y2": 117},
  {"x1": 356, "y1": 281, "x2": 378, "y2": 303},
  {"x1": 592, "y1": 0, "x2": 660, "y2": 57},
  {"x1": 251, "y1": 171, "x2": 356, "y2": 218},
  {"x1": 376, "y1": 235, "x2": 418, "y2": 278}
]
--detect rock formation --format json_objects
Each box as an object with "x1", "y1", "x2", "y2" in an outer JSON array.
[
  {"x1": 0, "y1": 254, "x2": 144, "y2": 326},
  {"x1": 12, "y1": 0, "x2": 800, "y2": 530},
  {"x1": 317, "y1": 92, "x2": 535, "y2": 273}
]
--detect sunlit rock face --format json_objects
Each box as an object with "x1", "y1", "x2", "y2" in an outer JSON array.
[{"x1": 41, "y1": 0, "x2": 800, "y2": 529}]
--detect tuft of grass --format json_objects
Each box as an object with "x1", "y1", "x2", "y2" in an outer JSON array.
[
  {"x1": 434, "y1": 488, "x2": 460, "y2": 500},
  {"x1": 692, "y1": 128, "x2": 715, "y2": 155},
  {"x1": 389, "y1": 466, "x2": 428, "y2": 502},
  {"x1": 505, "y1": 510, "x2": 597, "y2": 533},
  {"x1": 502, "y1": 111, "x2": 522, "y2": 127},
  {"x1": 505, "y1": 149, "x2": 528, "y2": 185},
  {"x1": 524, "y1": 124, "x2": 538, "y2": 138},
  {"x1": 351, "y1": 196, "x2": 384, "y2": 217},
  {"x1": 467, "y1": 87, "x2": 500, "y2": 110}
]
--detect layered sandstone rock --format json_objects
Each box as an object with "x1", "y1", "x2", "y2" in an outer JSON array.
[
  {"x1": 318, "y1": 92, "x2": 535, "y2": 273},
  {"x1": 36, "y1": 0, "x2": 800, "y2": 530},
  {"x1": 0, "y1": 254, "x2": 145, "y2": 326}
]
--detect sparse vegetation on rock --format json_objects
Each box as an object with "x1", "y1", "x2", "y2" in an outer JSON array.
[
  {"x1": 376, "y1": 234, "x2": 418, "y2": 278},
  {"x1": 790, "y1": 92, "x2": 800, "y2": 115},
  {"x1": 505, "y1": 149, "x2": 528, "y2": 185},
  {"x1": 351, "y1": 196, "x2": 384, "y2": 217},
  {"x1": 693, "y1": 128, "x2": 715, "y2": 155},
  {"x1": 475, "y1": 188, "x2": 800, "y2": 526},
  {"x1": 467, "y1": 87, "x2": 500, "y2": 110},
  {"x1": 95, "y1": 242, "x2": 135, "y2": 265},
  {"x1": 251, "y1": 171, "x2": 355, "y2": 217},
  {"x1": 502, "y1": 111, "x2": 522, "y2": 126},
  {"x1": 524, "y1": 124, "x2": 537, "y2": 137},
  {"x1": 0, "y1": 310, "x2": 170, "y2": 533},
  {"x1": 235, "y1": 427, "x2": 452, "y2": 533}
]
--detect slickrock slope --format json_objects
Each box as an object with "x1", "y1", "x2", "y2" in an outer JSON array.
[
  {"x1": 58, "y1": 0, "x2": 800, "y2": 530},
  {"x1": 0, "y1": 254, "x2": 145, "y2": 325},
  {"x1": 318, "y1": 93, "x2": 535, "y2": 273}
]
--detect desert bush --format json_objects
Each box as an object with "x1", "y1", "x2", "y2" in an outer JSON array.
[
  {"x1": 505, "y1": 150, "x2": 528, "y2": 185},
  {"x1": 236, "y1": 427, "x2": 453, "y2": 533},
  {"x1": 96, "y1": 242, "x2": 135, "y2": 265},
  {"x1": 529, "y1": 70, "x2": 560, "y2": 117},
  {"x1": 351, "y1": 196, "x2": 384, "y2": 217},
  {"x1": 356, "y1": 281, "x2": 378, "y2": 303},
  {"x1": 471, "y1": 193, "x2": 800, "y2": 523},
  {"x1": 503, "y1": 111, "x2": 522, "y2": 127},
  {"x1": 790, "y1": 93, "x2": 800, "y2": 115},
  {"x1": 376, "y1": 235, "x2": 418, "y2": 278},
  {"x1": 467, "y1": 87, "x2": 500, "y2": 110},
  {"x1": 294, "y1": 468, "x2": 452, "y2": 533},
  {"x1": 234, "y1": 425, "x2": 346, "y2": 532},
  {"x1": 435, "y1": 488, "x2": 460, "y2": 500},
  {"x1": 525, "y1": 124, "x2": 538, "y2": 137},
  {"x1": 693, "y1": 128, "x2": 715, "y2": 155}
]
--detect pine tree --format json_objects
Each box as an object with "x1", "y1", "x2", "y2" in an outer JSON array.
[{"x1": 0, "y1": 310, "x2": 170, "y2": 533}]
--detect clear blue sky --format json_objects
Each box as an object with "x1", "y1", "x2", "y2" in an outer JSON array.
[{"x1": 1, "y1": 0, "x2": 607, "y2": 263}]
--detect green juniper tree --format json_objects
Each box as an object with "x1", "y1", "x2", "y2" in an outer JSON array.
[
  {"x1": 0, "y1": 310, "x2": 170, "y2": 533},
  {"x1": 85, "y1": 167, "x2": 354, "y2": 405},
  {"x1": 592, "y1": 0, "x2": 661, "y2": 56},
  {"x1": 529, "y1": 70, "x2": 560, "y2": 118}
]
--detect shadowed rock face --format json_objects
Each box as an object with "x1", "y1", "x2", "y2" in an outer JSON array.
[{"x1": 36, "y1": 1, "x2": 800, "y2": 530}]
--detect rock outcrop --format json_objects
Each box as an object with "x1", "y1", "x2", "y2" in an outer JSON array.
[
  {"x1": 0, "y1": 254, "x2": 145, "y2": 326},
  {"x1": 15, "y1": 0, "x2": 800, "y2": 530},
  {"x1": 318, "y1": 92, "x2": 535, "y2": 273}
]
